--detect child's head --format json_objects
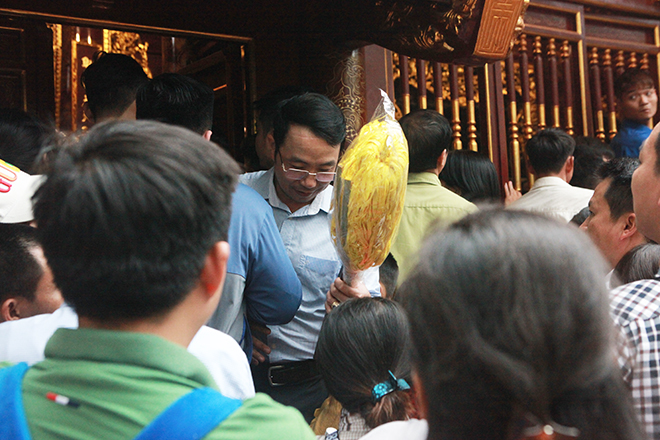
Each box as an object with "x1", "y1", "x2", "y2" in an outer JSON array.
[{"x1": 614, "y1": 68, "x2": 657, "y2": 123}]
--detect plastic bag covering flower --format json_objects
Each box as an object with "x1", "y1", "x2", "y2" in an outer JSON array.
[{"x1": 331, "y1": 90, "x2": 409, "y2": 282}]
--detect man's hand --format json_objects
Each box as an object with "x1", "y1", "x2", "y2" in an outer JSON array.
[
  {"x1": 250, "y1": 322, "x2": 271, "y2": 365},
  {"x1": 503, "y1": 181, "x2": 522, "y2": 206},
  {"x1": 325, "y1": 277, "x2": 371, "y2": 313}
]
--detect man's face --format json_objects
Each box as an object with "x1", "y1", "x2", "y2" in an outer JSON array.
[
  {"x1": 255, "y1": 120, "x2": 275, "y2": 169},
  {"x1": 23, "y1": 247, "x2": 63, "y2": 317},
  {"x1": 619, "y1": 86, "x2": 658, "y2": 123},
  {"x1": 580, "y1": 178, "x2": 629, "y2": 268},
  {"x1": 273, "y1": 124, "x2": 340, "y2": 212},
  {"x1": 632, "y1": 125, "x2": 660, "y2": 242},
  {"x1": 3, "y1": 246, "x2": 63, "y2": 322}
]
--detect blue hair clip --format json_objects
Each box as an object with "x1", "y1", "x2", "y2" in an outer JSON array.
[{"x1": 371, "y1": 370, "x2": 410, "y2": 403}]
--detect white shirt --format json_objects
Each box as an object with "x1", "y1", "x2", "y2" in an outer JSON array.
[
  {"x1": 506, "y1": 176, "x2": 593, "y2": 223},
  {"x1": 0, "y1": 304, "x2": 255, "y2": 400},
  {"x1": 359, "y1": 419, "x2": 428, "y2": 440},
  {"x1": 239, "y1": 169, "x2": 380, "y2": 362}
]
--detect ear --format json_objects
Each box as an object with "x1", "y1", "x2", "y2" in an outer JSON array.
[
  {"x1": 565, "y1": 156, "x2": 575, "y2": 175},
  {"x1": 525, "y1": 156, "x2": 536, "y2": 176},
  {"x1": 266, "y1": 131, "x2": 276, "y2": 162},
  {"x1": 620, "y1": 212, "x2": 639, "y2": 239},
  {"x1": 203, "y1": 130, "x2": 213, "y2": 141},
  {"x1": 437, "y1": 149, "x2": 448, "y2": 173},
  {"x1": 199, "y1": 241, "x2": 230, "y2": 301},
  {"x1": 412, "y1": 371, "x2": 428, "y2": 419},
  {"x1": 379, "y1": 281, "x2": 388, "y2": 299},
  {"x1": 1, "y1": 298, "x2": 20, "y2": 322}
]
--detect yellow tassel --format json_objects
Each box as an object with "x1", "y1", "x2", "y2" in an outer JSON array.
[{"x1": 331, "y1": 118, "x2": 409, "y2": 272}]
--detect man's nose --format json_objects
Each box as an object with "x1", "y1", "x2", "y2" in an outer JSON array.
[{"x1": 300, "y1": 174, "x2": 318, "y2": 188}]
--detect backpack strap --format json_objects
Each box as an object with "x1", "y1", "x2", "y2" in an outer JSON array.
[
  {"x1": 134, "y1": 387, "x2": 242, "y2": 440},
  {"x1": 0, "y1": 362, "x2": 32, "y2": 440}
]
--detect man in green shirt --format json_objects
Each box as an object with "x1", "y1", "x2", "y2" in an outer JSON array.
[
  {"x1": 1, "y1": 120, "x2": 314, "y2": 440},
  {"x1": 390, "y1": 110, "x2": 477, "y2": 283}
]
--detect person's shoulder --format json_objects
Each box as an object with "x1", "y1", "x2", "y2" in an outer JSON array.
[
  {"x1": 360, "y1": 419, "x2": 428, "y2": 440},
  {"x1": 238, "y1": 171, "x2": 271, "y2": 200},
  {"x1": 0, "y1": 305, "x2": 78, "y2": 365},
  {"x1": 238, "y1": 170, "x2": 268, "y2": 186},
  {"x1": 437, "y1": 185, "x2": 478, "y2": 211},
  {"x1": 611, "y1": 279, "x2": 660, "y2": 322},
  {"x1": 209, "y1": 393, "x2": 315, "y2": 440},
  {"x1": 188, "y1": 326, "x2": 255, "y2": 400},
  {"x1": 567, "y1": 184, "x2": 594, "y2": 197},
  {"x1": 233, "y1": 183, "x2": 271, "y2": 216},
  {"x1": 406, "y1": 173, "x2": 476, "y2": 212}
]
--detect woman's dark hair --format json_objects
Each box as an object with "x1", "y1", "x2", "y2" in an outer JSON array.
[
  {"x1": 315, "y1": 297, "x2": 414, "y2": 429},
  {"x1": 399, "y1": 209, "x2": 643, "y2": 440},
  {"x1": 439, "y1": 150, "x2": 501, "y2": 202},
  {"x1": 612, "y1": 243, "x2": 660, "y2": 288}
]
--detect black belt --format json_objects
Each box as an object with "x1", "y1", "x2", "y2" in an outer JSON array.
[{"x1": 267, "y1": 360, "x2": 320, "y2": 386}]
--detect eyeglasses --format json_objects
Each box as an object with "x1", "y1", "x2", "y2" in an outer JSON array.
[{"x1": 280, "y1": 162, "x2": 336, "y2": 183}]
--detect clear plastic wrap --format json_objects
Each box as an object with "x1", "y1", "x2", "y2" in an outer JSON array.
[{"x1": 330, "y1": 90, "x2": 409, "y2": 283}]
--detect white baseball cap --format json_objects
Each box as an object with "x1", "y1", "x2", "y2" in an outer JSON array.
[{"x1": 0, "y1": 159, "x2": 45, "y2": 223}]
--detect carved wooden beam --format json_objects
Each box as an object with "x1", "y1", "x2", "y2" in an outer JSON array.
[{"x1": 331, "y1": 0, "x2": 530, "y2": 65}]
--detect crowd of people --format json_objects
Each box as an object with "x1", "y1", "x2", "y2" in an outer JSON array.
[{"x1": 0, "y1": 51, "x2": 659, "y2": 440}]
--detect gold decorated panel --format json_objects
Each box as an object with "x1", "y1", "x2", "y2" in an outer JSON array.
[{"x1": 474, "y1": 0, "x2": 528, "y2": 59}]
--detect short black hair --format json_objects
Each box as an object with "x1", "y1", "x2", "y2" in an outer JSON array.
[
  {"x1": 440, "y1": 150, "x2": 500, "y2": 202},
  {"x1": 255, "y1": 86, "x2": 315, "y2": 135},
  {"x1": 570, "y1": 136, "x2": 614, "y2": 190},
  {"x1": 526, "y1": 128, "x2": 575, "y2": 175},
  {"x1": 272, "y1": 93, "x2": 345, "y2": 152},
  {"x1": 81, "y1": 52, "x2": 149, "y2": 121},
  {"x1": 596, "y1": 157, "x2": 639, "y2": 220},
  {"x1": 136, "y1": 73, "x2": 214, "y2": 135},
  {"x1": 614, "y1": 68, "x2": 655, "y2": 100},
  {"x1": 0, "y1": 224, "x2": 43, "y2": 304},
  {"x1": 33, "y1": 120, "x2": 239, "y2": 321},
  {"x1": 0, "y1": 108, "x2": 51, "y2": 173},
  {"x1": 399, "y1": 110, "x2": 452, "y2": 173}
]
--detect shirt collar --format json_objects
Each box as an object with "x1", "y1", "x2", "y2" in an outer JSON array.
[
  {"x1": 264, "y1": 167, "x2": 333, "y2": 216},
  {"x1": 532, "y1": 176, "x2": 571, "y2": 188},
  {"x1": 44, "y1": 328, "x2": 218, "y2": 389},
  {"x1": 621, "y1": 119, "x2": 649, "y2": 129},
  {"x1": 407, "y1": 172, "x2": 442, "y2": 186}
]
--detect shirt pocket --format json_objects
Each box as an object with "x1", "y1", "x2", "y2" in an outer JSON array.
[{"x1": 298, "y1": 255, "x2": 341, "y2": 305}]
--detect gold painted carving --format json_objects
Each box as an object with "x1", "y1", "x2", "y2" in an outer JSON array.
[
  {"x1": 103, "y1": 30, "x2": 152, "y2": 78},
  {"x1": 71, "y1": 40, "x2": 78, "y2": 132},
  {"x1": 327, "y1": 49, "x2": 366, "y2": 146},
  {"x1": 375, "y1": 0, "x2": 478, "y2": 56},
  {"x1": 47, "y1": 24, "x2": 62, "y2": 128},
  {"x1": 474, "y1": 0, "x2": 528, "y2": 59}
]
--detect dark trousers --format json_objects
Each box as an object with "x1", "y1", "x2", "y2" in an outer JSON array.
[{"x1": 251, "y1": 361, "x2": 329, "y2": 423}]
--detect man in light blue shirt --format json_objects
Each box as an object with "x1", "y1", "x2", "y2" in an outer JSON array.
[{"x1": 240, "y1": 93, "x2": 380, "y2": 422}]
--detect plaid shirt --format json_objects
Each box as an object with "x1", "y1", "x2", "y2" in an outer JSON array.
[{"x1": 610, "y1": 278, "x2": 660, "y2": 439}]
